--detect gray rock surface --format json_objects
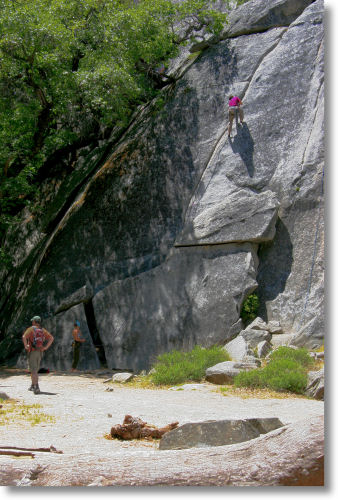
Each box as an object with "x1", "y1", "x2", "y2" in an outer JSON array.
[
  {"x1": 112, "y1": 372, "x2": 134, "y2": 383},
  {"x1": 245, "y1": 317, "x2": 269, "y2": 331},
  {"x1": 266, "y1": 320, "x2": 283, "y2": 334},
  {"x1": 225, "y1": 0, "x2": 314, "y2": 38},
  {"x1": 305, "y1": 368, "x2": 324, "y2": 400},
  {"x1": 93, "y1": 244, "x2": 258, "y2": 371},
  {"x1": 55, "y1": 285, "x2": 94, "y2": 314},
  {"x1": 256, "y1": 340, "x2": 271, "y2": 358},
  {"x1": 244, "y1": 317, "x2": 283, "y2": 335},
  {"x1": 224, "y1": 323, "x2": 273, "y2": 362},
  {"x1": 176, "y1": 189, "x2": 279, "y2": 246},
  {"x1": 222, "y1": 335, "x2": 253, "y2": 361},
  {"x1": 271, "y1": 333, "x2": 293, "y2": 347},
  {"x1": 205, "y1": 361, "x2": 257, "y2": 384},
  {"x1": 0, "y1": 0, "x2": 324, "y2": 371},
  {"x1": 241, "y1": 328, "x2": 272, "y2": 347},
  {"x1": 159, "y1": 417, "x2": 284, "y2": 450},
  {"x1": 241, "y1": 354, "x2": 261, "y2": 367},
  {"x1": 254, "y1": 0, "x2": 324, "y2": 347}
]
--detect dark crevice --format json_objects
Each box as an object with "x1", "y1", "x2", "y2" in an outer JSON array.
[
  {"x1": 84, "y1": 300, "x2": 107, "y2": 367},
  {"x1": 41, "y1": 141, "x2": 113, "y2": 235},
  {"x1": 227, "y1": 24, "x2": 289, "y2": 39}
]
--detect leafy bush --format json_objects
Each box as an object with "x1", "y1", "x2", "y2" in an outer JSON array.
[
  {"x1": 240, "y1": 293, "x2": 259, "y2": 324},
  {"x1": 268, "y1": 346, "x2": 314, "y2": 368},
  {"x1": 234, "y1": 353, "x2": 310, "y2": 395},
  {"x1": 260, "y1": 359, "x2": 308, "y2": 394},
  {"x1": 150, "y1": 345, "x2": 230, "y2": 386},
  {"x1": 233, "y1": 369, "x2": 262, "y2": 389}
]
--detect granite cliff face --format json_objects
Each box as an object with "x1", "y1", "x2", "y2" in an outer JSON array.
[{"x1": 0, "y1": 0, "x2": 324, "y2": 371}]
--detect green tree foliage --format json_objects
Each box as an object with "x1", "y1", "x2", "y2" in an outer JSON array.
[
  {"x1": 0, "y1": 0, "x2": 227, "y2": 250},
  {"x1": 240, "y1": 292, "x2": 260, "y2": 324}
]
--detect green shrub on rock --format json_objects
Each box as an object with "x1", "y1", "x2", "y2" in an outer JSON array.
[
  {"x1": 260, "y1": 359, "x2": 308, "y2": 394},
  {"x1": 233, "y1": 368, "x2": 262, "y2": 389},
  {"x1": 268, "y1": 346, "x2": 314, "y2": 368},
  {"x1": 150, "y1": 345, "x2": 230, "y2": 386},
  {"x1": 234, "y1": 348, "x2": 311, "y2": 395},
  {"x1": 240, "y1": 293, "x2": 260, "y2": 324}
]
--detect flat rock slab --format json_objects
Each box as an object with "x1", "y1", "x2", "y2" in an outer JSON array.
[
  {"x1": 241, "y1": 328, "x2": 272, "y2": 346},
  {"x1": 225, "y1": 0, "x2": 314, "y2": 38},
  {"x1": 112, "y1": 373, "x2": 134, "y2": 383},
  {"x1": 176, "y1": 189, "x2": 279, "y2": 246},
  {"x1": 205, "y1": 361, "x2": 257, "y2": 384},
  {"x1": 271, "y1": 333, "x2": 293, "y2": 347},
  {"x1": 159, "y1": 417, "x2": 284, "y2": 450},
  {"x1": 222, "y1": 336, "x2": 253, "y2": 362}
]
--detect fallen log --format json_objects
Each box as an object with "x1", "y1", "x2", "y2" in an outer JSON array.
[
  {"x1": 0, "y1": 445, "x2": 62, "y2": 454},
  {"x1": 0, "y1": 450, "x2": 34, "y2": 458},
  {"x1": 110, "y1": 414, "x2": 179, "y2": 440}
]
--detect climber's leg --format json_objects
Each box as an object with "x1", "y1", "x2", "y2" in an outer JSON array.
[{"x1": 228, "y1": 108, "x2": 235, "y2": 136}]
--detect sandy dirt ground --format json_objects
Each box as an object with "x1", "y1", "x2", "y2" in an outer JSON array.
[{"x1": 0, "y1": 369, "x2": 324, "y2": 486}]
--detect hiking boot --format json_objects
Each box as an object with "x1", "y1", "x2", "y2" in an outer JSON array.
[{"x1": 33, "y1": 385, "x2": 41, "y2": 394}]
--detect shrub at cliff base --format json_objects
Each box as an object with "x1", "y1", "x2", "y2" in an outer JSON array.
[
  {"x1": 150, "y1": 345, "x2": 230, "y2": 386},
  {"x1": 268, "y1": 346, "x2": 314, "y2": 368},
  {"x1": 234, "y1": 347, "x2": 314, "y2": 394}
]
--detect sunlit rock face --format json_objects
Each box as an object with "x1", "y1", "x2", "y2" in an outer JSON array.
[{"x1": 0, "y1": 0, "x2": 323, "y2": 370}]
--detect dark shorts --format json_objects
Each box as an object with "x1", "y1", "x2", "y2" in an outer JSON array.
[{"x1": 72, "y1": 341, "x2": 81, "y2": 369}]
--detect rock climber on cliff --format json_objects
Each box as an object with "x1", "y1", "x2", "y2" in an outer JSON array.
[
  {"x1": 22, "y1": 316, "x2": 54, "y2": 394},
  {"x1": 227, "y1": 95, "x2": 244, "y2": 137}
]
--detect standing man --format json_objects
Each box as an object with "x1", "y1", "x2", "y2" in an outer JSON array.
[
  {"x1": 22, "y1": 316, "x2": 54, "y2": 394},
  {"x1": 71, "y1": 320, "x2": 86, "y2": 371},
  {"x1": 227, "y1": 95, "x2": 244, "y2": 137}
]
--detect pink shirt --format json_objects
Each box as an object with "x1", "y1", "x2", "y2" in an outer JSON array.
[{"x1": 229, "y1": 96, "x2": 241, "y2": 107}]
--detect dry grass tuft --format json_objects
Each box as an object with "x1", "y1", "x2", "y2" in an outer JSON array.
[
  {"x1": 217, "y1": 385, "x2": 309, "y2": 400},
  {"x1": 0, "y1": 398, "x2": 56, "y2": 426},
  {"x1": 110, "y1": 375, "x2": 163, "y2": 390}
]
